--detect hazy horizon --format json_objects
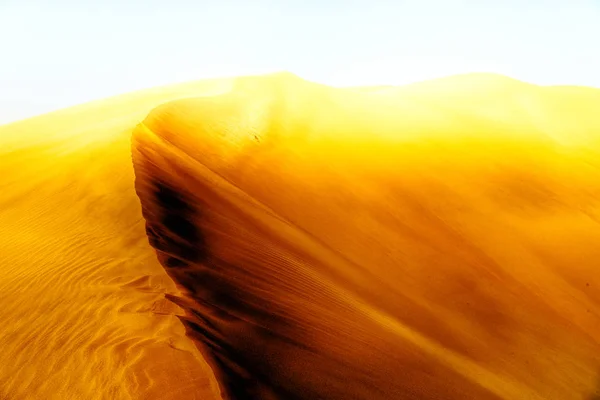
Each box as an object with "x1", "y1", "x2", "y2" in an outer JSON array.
[{"x1": 2, "y1": 0, "x2": 600, "y2": 125}]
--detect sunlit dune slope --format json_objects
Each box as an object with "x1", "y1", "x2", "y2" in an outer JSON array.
[
  {"x1": 132, "y1": 72, "x2": 600, "y2": 400},
  {"x1": 0, "y1": 78, "x2": 235, "y2": 400}
]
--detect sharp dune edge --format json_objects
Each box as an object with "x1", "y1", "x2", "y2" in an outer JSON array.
[{"x1": 1, "y1": 73, "x2": 600, "y2": 400}]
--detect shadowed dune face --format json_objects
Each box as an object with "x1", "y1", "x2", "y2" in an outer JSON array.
[
  {"x1": 0, "y1": 72, "x2": 390, "y2": 400},
  {"x1": 132, "y1": 74, "x2": 600, "y2": 399},
  {"x1": 0, "y1": 81, "x2": 237, "y2": 400}
]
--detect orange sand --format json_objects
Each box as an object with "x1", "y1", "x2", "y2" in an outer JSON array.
[
  {"x1": 2, "y1": 72, "x2": 600, "y2": 399},
  {"x1": 0, "y1": 78, "x2": 233, "y2": 400}
]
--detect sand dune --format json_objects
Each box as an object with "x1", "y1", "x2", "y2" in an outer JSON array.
[
  {"x1": 0, "y1": 79, "x2": 234, "y2": 400},
  {"x1": 2, "y1": 72, "x2": 600, "y2": 399},
  {"x1": 132, "y1": 73, "x2": 600, "y2": 400}
]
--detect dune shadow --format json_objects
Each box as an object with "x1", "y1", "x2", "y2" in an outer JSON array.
[
  {"x1": 588, "y1": 374, "x2": 600, "y2": 400},
  {"x1": 130, "y1": 123, "x2": 510, "y2": 400},
  {"x1": 129, "y1": 73, "x2": 600, "y2": 400}
]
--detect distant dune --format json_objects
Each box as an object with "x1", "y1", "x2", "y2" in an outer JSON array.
[{"x1": 2, "y1": 72, "x2": 600, "y2": 399}]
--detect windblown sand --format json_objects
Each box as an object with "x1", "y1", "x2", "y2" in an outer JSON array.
[
  {"x1": 2, "y1": 72, "x2": 600, "y2": 399},
  {"x1": 0, "y1": 79, "x2": 234, "y2": 400}
]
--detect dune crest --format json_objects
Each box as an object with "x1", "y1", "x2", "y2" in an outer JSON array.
[
  {"x1": 2, "y1": 71, "x2": 600, "y2": 399},
  {"x1": 132, "y1": 73, "x2": 600, "y2": 399}
]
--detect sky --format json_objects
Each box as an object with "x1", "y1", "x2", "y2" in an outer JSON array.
[{"x1": 1, "y1": 0, "x2": 600, "y2": 124}]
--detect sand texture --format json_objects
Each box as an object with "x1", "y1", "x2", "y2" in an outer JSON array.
[
  {"x1": 0, "y1": 78, "x2": 234, "y2": 400},
  {"x1": 3, "y1": 72, "x2": 600, "y2": 399}
]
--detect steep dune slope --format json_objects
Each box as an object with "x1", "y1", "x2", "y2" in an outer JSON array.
[
  {"x1": 0, "y1": 79, "x2": 234, "y2": 400},
  {"x1": 3, "y1": 71, "x2": 600, "y2": 400},
  {"x1": 132, "y1": 73, "x2": 600, "y2": 400}
]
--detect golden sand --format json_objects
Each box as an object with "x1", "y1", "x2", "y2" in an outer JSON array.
[
  {"x1": 0, "y1": 78, "x2": 233, "y2": 400},
  {"x1": 2, "y1": 72, "x2": 600, "y2": 399}
]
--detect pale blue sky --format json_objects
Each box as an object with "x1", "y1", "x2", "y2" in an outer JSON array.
[{"x1": 1, "y1": 0, "x2": 599, "y2": 124}]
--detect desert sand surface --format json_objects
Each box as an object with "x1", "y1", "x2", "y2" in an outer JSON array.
[
  {"x1": 2, "y1": 72, "x2": 600, "y2": 400},
  {"x1": 0, "y1": 78, "x2": 236, "y2": 400}
]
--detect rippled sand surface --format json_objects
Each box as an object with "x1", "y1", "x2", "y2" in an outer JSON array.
[
  {"x1": 3, "y1": 72, "x2": 600, "y2": 399},
  {"x1": 0, "y1": 79, "x2": 233, "y2": 400}
]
